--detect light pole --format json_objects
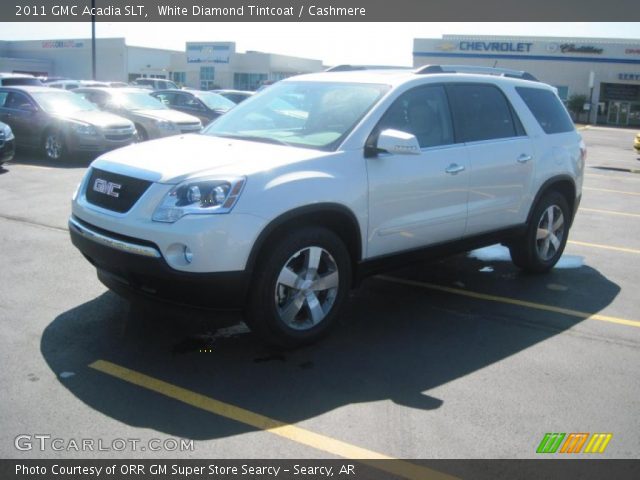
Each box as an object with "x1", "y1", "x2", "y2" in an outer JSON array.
[{"x1": 91, "y1": 0, "x2": 96, "y2": 80}]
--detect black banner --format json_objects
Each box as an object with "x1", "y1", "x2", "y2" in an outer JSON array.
[
  {"x1": 3, "y1": 459, "x2": 640, "y2": 480},
  {"x1": 2, "y1": 0, "x2": 640, "y2": 22}
]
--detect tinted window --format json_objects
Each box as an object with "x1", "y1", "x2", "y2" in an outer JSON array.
[
  {"x1": 378, "y1": 85, "x2": 455, "y2": 148},
  {"x1": 175, "y1": 94, "x2": 204, "y2": 110},
  {"x1": 1, "y1": 77, "x2": 42, "y2": 86},
  {"x1": 516, "y1": 87, "x2": 575, "y2": 134},
  {"x1": 447, "y1": 84, "x2": 518, "y2": 142},
  {"x1": 5, "y1": 92, "x2": 34, "y2": 111},
  {"x1": 152, "y1": 92, "x2": 176, "y2": 106}
]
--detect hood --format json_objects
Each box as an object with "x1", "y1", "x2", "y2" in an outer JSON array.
[
  {"x1": 91, "y1": 134, "x2": 332, "y2": 184},
  {"x1": 61, "y1": 110, "x2": 133, "y2": 129},
  {"x1": 132, "y1": 108, "x2": 200, "y2": 124}
]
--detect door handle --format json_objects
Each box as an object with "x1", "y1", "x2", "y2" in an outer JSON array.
[
  {"x1": 445, "y1": 163, "x2": 465, "y2": 175},
  {"x1": 517, "y1": 154, "x2": 533, "y2": 163}
]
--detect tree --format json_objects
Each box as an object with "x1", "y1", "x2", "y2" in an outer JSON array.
[{"x1": 567, "y1": 94, "x2": 588, "y2": 116}]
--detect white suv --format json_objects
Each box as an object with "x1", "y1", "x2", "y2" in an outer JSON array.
[{"x1": 69, "y1": 65, "x2": 585, "y2": 346}]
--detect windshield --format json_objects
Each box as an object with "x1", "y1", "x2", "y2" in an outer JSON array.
[
  {"x1": 203, "y1": 81, "x2": 389, "y2": 150},
  {"x1": 31, "y1": 91, "x2": 97, "y2": 113},
  {"x1": 198, "y1": 92, "x2": 235, "y2": 111},
  {"x1": 110, "y1": 92, "x2": 168, "y2": 110}
]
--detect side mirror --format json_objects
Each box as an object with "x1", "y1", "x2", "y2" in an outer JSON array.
[{"x1": 375, "y1": 129, "x2": 420, "y2": 155}]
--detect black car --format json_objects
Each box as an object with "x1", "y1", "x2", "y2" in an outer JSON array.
[
  {"x1": 151, "y1": 89, "x2": 235, "y2": 126},
  {"x1": 0, "y1": 121, "x2": 15, "y2": 165}
]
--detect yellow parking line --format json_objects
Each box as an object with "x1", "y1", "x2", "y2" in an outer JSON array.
[
  {"x1": 377, "y1": 276, "x2": 640, "y2": 329},
  {"x1": 568, "y1": 240, "x2": 640, "y2": 255},
  {"x1": 580, "y1": 208, "x2": 640, "y2": 218},
  {"x1": 89, "y1": 360, "x2": 458, "y2": 480},
  {"x1": 583, "y1": 187, "x2": 640, "y2": 196}
]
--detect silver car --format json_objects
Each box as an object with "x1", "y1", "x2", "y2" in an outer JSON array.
[{"x1": 74, "y1": 87, "x2": 202, "y2": 141}]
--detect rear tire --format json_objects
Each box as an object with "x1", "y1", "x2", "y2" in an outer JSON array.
[
  {"x1": 245, "y1": 226, "x2": 352, "y2": 348},
  {"x1": 509, "y1": 191, "x2": 570, "y2": 273}
]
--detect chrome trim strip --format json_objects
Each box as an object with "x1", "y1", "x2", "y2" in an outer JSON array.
[{"x1": 69, "y1": 217, "x2": 161, "y2": 258}]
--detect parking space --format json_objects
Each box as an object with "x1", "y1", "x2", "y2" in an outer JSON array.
[{"x1": 1, "y1": 126, "x2": 639, "y2": 469}]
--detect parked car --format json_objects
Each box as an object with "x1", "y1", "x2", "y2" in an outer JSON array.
[
  {"x1": 48, "y1": 80, "x2": 109, "y2": 90},
  {"x1": 0, "y1": 86, "x2": 136, "y2": 160},
  {"x1": 150, "y1": 89, "x2": 235, "y2": 126},
  {"x1": 69, "y1": 66, "x2": 585, "y2": 347},
  {"x1": 106, "y1": 82, "x2": 129, "y2": 88},
  {"x1": 0, "y1": 121, "x2": 15, "y2": 166},
  {"x1": 0, "y1": 73, "x2": 43, "y2": 87},
  {"x1": 131, "y1": 78, "x2": 179, "y2": 91},
  {"x1": 634, "y1": 132, "x2": 640, "y2": 153},
  {"x1": 211, "y1": 89, "x2": 254, "y2": 104},
  {"x1": 74, "y1": 87, "x2": 202, "y2": 140},
  {"x1": 39, "y1": 76, "x2": 69, "y2": 84}
]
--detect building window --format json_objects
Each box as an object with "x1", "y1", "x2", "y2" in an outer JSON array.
[
  {"x1": 234, "y1": 73, "x2": 268, "y2": 91},
  {"x1": 172, "y1": 72, "x2": 186, "y2": 85},
  {"x1": 200, "y1": 67, "x2": 216, "y2": 90}
]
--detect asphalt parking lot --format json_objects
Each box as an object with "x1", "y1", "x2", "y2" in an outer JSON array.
[{"x1": 0, "y1": 127, "x2": 639, "y2": 469}]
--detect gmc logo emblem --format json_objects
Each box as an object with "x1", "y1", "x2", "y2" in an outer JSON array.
[{"x1": 93, "y1": 178, "x2": 122, "y2": 198}]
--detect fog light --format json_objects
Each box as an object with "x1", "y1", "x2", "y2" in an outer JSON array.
[{"x1": 184, "y1": 246, "x2": 193, "y2": 263}]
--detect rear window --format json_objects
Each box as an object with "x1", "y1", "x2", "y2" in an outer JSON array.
[
  {"x1": 1, "y1": 77, "x2": 42, "y2": 86},
  {"x1": 516, "y1": 87, "x2": 575, "y2": 134}
]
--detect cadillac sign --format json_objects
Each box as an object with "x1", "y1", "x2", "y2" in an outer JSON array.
[{"x1": 559, "y1": 44, "x2": 603, "y2": 54}]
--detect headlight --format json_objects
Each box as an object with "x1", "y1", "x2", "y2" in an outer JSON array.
[
  {"x1": 155, "y1": 119, "x2": 177, "y2": 131},
  {"x1": 71, "y1": 123, "x2": 98, "y2": 136},
  {"x1": 152, "y1": 177, "x2": 246, "y2": 223},
  {"x1": 1, "y1": 123, "x2": 13, "y2": 141}
]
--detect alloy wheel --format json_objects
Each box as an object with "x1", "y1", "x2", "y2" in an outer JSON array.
[
  {"x1": 45, "y1": 134, "x2": 63, "y2": 160},
  {"x1": 536, "y1": 205, "x2": 565, "y2": 261},
  {"x1": 274, "y1": 246, "x2": 339, "y2": 331}
]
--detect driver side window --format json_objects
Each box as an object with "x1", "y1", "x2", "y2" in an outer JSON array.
[{"x1": 378, "y1": 85, "x2": 455, "y2": 148}]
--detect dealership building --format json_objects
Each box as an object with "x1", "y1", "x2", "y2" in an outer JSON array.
[
  {"x1": 414, "y1": 35, "x2": 640, "y2": 126},
  {"x1": 0, "y1": 38, "x2": 324, "y2": 91}
]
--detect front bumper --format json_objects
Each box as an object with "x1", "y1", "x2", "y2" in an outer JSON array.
[
  {"x1": 69, "y1": 216, "x2": 249, "y2": 310},
  {"x1": 0, "y1": 139, "x2": 15, "y2": 164},
  {"x1": 66, "y1": 132, "x2": 135, "y2": 154}
]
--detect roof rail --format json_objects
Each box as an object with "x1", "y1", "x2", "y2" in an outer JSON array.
[
  {"x1": 325, "y1": 64, "x2": 411, "y2": 72},
  {"x1": 414, "y1": 64, "x2": 538, "y2": 81}
]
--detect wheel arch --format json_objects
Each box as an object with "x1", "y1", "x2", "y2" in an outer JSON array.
[
  {"x1": 527, "y1": 175, "x2": 577, "y2": 227},
  {"x1": 245, "y1": 203, "x2": 363, "y2": 283}
]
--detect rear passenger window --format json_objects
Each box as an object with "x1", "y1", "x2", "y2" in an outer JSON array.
[
  {"x1": 516, "y1": 87, "x2": 575, "y2": 134},
  {"x1": 447, "y1": 84, "x2": 519, "y2": 142},
  {"x1": 378, "y1": 85, "x2": 455, "y2": 148}
]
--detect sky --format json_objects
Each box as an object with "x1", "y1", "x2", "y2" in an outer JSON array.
[{"x1": 1, "y1": 22, "x2": 639, "y2": 66}]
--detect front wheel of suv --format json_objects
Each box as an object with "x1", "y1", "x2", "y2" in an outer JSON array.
[
  {"x1": 509, "y1": 191, "x2": 570, "y2": 273},
  {"x1": 246, "y1": 226, "x2": 352, "y2": 348}
]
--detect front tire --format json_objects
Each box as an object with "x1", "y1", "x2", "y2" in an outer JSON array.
[
  {"x1": 246, "y1": 227, "x2": 352, "y2": 348},
  {"x1": 509, "y1": 191, "x2": 570, "y2": 273},
  {"x1": 43, "y1": 129, "x2": 66, "y2": 161}
]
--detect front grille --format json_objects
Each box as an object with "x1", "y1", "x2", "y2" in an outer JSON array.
[
  {"x1": 85, "y1": 168, "x2": 152, "y2": 213},
  {"x1": 178, "y1": 122, "x2": 202, "y2": 133},
  {"x1": 103, "y1": 125, "x2": 135, "y2": 141}
]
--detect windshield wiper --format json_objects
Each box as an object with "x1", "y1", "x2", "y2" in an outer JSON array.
[{"x1": 216, "y1": 134, "x2": 291, "y2": 146}]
